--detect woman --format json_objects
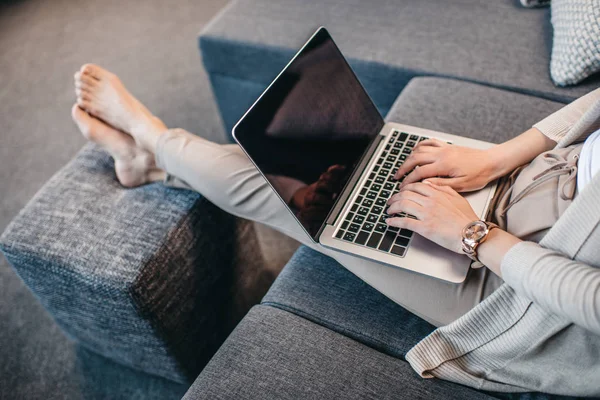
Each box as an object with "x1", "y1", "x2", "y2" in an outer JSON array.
[{"x1": 72, "y1": 63, "x2": 600, "y2": 396}]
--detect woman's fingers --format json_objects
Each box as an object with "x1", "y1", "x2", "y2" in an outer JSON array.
[
  {"x1": 394, "y1": 152, "x2": 436, "y2": 180},
  {"x1": 400, "y1": 163, "x2": 442, "y2": 187},
  {"x1": 386, "y1": 192, "x2": 425, "y2": 216},
  {"x1": 388, "y1": 182, "x2": 435, "y2": 204},
  {"x1": 386, "y1": 215, "x2": 423, "y2": 234},
  {"x1": 415, "y1": 138, "x2": 444, "y2": 148}
]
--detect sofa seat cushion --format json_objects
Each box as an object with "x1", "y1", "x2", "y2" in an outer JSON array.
[
  {"x1": 184, "y1": 305, "x2": 496, "y2": 400},
  {"x1": 199, "y1": 0, "x2": 598, "y2": 134},
  {"x1": 0, "y1": 144, "x2": 270, "y2": 383}
]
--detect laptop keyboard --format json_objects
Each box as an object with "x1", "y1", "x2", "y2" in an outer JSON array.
[{"x1": 334, "y1": 130, "x2": 430, "y2": 257}]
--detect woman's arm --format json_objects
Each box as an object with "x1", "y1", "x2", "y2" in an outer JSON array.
[
  {"x1": 395, "y1": 128, "x2": 557, "y2": 192},
  {"x1": 501, "y1": 241, "x2": 600, "y2": 335}
]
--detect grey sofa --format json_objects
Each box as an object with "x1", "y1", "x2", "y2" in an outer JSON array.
[{"x1": 0, "y1": 0, "x2": 595, "y2": 399}]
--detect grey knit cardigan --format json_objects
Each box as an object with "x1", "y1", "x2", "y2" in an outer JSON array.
[{"x1": 406, "y1": 88, "x2": 600, "y2": 396}]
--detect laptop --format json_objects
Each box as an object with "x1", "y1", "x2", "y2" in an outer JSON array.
[{"x1": 232, "y1": 27, "x2": 497, "y2": 283}]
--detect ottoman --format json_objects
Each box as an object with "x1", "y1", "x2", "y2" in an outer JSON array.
[{"x1": 0, "y1": 143, "x2": 271, "y2": 383}]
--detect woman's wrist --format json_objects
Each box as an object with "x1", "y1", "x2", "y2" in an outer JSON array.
[{"x1": 476, "y1": 228, "x2": 522, "y2": 277}]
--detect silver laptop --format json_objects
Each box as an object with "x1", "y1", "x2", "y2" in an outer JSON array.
[{"x1": 232, "y1": 27, "x2": 496, "y2": 283}]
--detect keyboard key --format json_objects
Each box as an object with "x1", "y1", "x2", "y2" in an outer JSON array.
[
  {"x1": 343, "y1": 232, "x2": 356, "y2": 242},
  {"x1": 367, "y1": 214, "x2": 378, "y2": 223},
  {"x1": 355, "y1": 196, "x2": 363, "y2": 204},
  {"x1": 388, "y1": 225, "x2": 399, "y2": 232},
  {"x1": 380, "y1": 190, "x2": 391, "y2": 198},
  {"x1": 366, "y1": 191, "x2": 377, "y2": 199},
  {"x1": 385, "y1": 144, "x2": 391, "y2": 150},
  {"x1": 419, "y1": 137, "x2": 428, "y2": 142},
  {"x1": 371, "y1": 184, "x2": 382, "y2": 191},
  {"x1": 383, "y1": 162, "x2": 393, "y2": 169},
  {"x1": 399, "y1": 132, "x2": 408, "y2": 142},
  {"x1": 406, "y1": 141, "x2": 416, "y2": 148},
  {"x1": 379, "y1": 214, "x2": 388, "y2": 223},
  {"x1": 399, "y1": 154, "x2": 407, "y2": 161},
  {"x1": 378, "y1": 169, "x2": 388, "y2": 177},
  {"x1": 373, "y1": 165, "x2": 380, "y2": 172},
  {"x1": 382, "y1": 151, "x2": 388, "y2": 158},
  {"x1": 351, "y1": 204, "x2": 358, "y2": 212},
  {"x1": 395, "y1": 236, "x2": 410, "y2": 247},
  {"x1": 377, "y1": 158, "x2": 383, "y2": 165},
  {"x1": 394, "y1": 141, "x2": 403, "y2": 149},
  {"x1": 378, "y1": 231, "x2": 396, "y2": 251},
  {"x1": 336, "y1": 230, "x2": 345, "y2": 239},
  {"x1": 391, "y1": 245, "x2": 406, "y2": 256},
  {"x1": 366, "y1": 232, "x2": 383, "y2": 248},
  {"x1": 375, "y1": 198, "x2": 386, "y2": 206},
  {"x1": 362, "y1": 222, "x2": 375, "y2": 232},
  {"x1": 355, "y1": 231, "x2": 369, "y2": 245},
  {"x1": 353, "y1": 215, "x2": 365, "y2": 224},
  {"x1": 362, "y1": 199, "x2": 373, "y2": 207},
  {"x1": 372, "y1": 206, "x2": 383, "y2": 214},
  {"x1": 399, "y1": 229, "x2": 413, "y2": 238},
  {"x1": 410, "y1": 134, "x2": 419, "y2": 141},
  {"x1": 391, "y1": 148, "x2": 400, "y2": 155},
  {"x1": 364, "y1": 180, "x2": 372, "y2": 188},
  {"x1": 341, "y1": 221, "x2": 349, "y2": 230},
  {"x1": 392, "y1": 130, "x2": 399, "y2": 137},
  {"x1": 375, "y1": 176, "x2": 385, "y2": 184},
  {"x1": 369, "y1": 172, "x2": 376, "y2": 180},
  {"x1": 389, "y1": 137, "x2": 395, "y2": 144},
  {"x1": 387, "y1": 156, "x2": 397, "y2": 162},
  {"x1": 384, "y1": 182, "x2": 394, "y2": 190},
  {"x1": 345, "y1": 212, "x2": 355, "y2": 221},
  {"x1": 348, "y1": 223, "x2": 360, "y2": 233},
  {"x1": 375, "y1": 223, "x2": 387, "y2": 233},
  {"x1": 358, "y1": 207, "x2": 369, "y2": 216},
  {"x1": 402, "y1": 147, "x2": 412, "y2": 154},
  {"x1": 360, "y1": 188, "x2": 367, "y2": 195}
]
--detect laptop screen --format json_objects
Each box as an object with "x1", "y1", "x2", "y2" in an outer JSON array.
[{"x1": 233, "y1": 28, "x2": 385, "y2": 240}]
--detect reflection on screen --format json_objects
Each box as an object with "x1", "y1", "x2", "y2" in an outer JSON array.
[{"x1": 234, "y1": 28, "x2": 384, "y2": 240}]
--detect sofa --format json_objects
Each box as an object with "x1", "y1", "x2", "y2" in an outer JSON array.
[{"x1": 1, "y1": 0, "x2": 597, "y2": 399}]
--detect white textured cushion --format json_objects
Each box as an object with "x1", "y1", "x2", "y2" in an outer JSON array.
[{"x1": 550, "y1": 0, "x2": 600, "y2": 86}]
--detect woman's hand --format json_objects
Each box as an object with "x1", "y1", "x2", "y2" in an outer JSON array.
[
  {"x1": 386, "y1": 181, "x2": 478, "y2": 254},
  {"x1": 394, "y1": 139, "x2": 502, "y2": 192}
]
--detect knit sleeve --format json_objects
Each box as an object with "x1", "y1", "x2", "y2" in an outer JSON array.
[
  {"x1": 533, "y1": 88, "x2": 600, "y2": 144},
  {"x1": 501, "y1": 241, "x2": 600, "y2": 335}
]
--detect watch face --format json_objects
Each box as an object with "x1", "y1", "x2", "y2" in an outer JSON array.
[{"x1": 464, "y1": 221, "x2": 487, "y2": 242}]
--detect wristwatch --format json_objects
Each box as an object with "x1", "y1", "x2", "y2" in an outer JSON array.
[{"x1": 461, "y1": 220, "x2": 498, "y2": 263}]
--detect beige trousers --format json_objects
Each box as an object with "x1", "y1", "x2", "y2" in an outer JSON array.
[{"x1": 155, "y1": 129, "x2": 504, "y2": 327}]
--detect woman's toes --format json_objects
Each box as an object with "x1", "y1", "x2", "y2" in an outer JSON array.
[
  {"x1": 71, "y1": 104, "x2": 97, "y2": 141},
  {"x1": 80, "y1": 63, "x2": 109, "y2": 81}
]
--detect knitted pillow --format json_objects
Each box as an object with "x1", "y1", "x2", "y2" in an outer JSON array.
[
  {"x1": 520, "y1": 0, "x2": 550, "y2": 8},
  {"x1": 550, "y1": 0, "x2": 600, "y2": 86}
]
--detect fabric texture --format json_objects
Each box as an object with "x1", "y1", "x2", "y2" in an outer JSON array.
[
  {"x1": 0, "y1": 143, "x2": 257, "y2": 383},
  {"x1": 406, "y1": 89, "x2": 600, "y2": 396},
  {"x1": 550, "y1": 0, "x2": 600, "y2": 86},
  {"x1": 183, "y1": 305, "x2": 496, "y2": 400},
  {"x1": 199, "y1": 0, "x2": 598, "y2": 136}
]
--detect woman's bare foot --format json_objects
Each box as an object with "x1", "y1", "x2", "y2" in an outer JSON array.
[
  {"x1": 71, "y1": 104, "x2": 166, "y2": 187},
  {"x1": 74, "y1": 64, "x2": 166, "y2": 153}
]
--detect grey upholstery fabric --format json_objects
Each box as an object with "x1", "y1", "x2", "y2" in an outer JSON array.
[
  {"x1": 262, "y1": 246, "x2": 436, "y2": 360},
  {"x1": 199, "y1": 0, "x2": 599, "y2": 134},
  {"x1": 0, "y1": 143, "x2": 253, "y2": 383},
  {"x1": 184, "y1": 305, "x2": 496, "y2": 400},
  {"x1": 385, "y1": 77, "x2": 566, "y2": 144}
]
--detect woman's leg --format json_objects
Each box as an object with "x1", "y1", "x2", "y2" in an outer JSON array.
[{"x1": 72, "y1": 64, "x2": 504, "y2": 328}]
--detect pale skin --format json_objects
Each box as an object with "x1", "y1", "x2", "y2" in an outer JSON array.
[{"x1": 71, "y1": 64, "x2": 556, "y2": 278}]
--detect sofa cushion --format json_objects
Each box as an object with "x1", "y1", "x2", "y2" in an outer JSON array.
[
  {"x1": 199, "y1": 0, "x2": 598, "y2": 134},
  {"x1": 184, "y1": 305, "x2": 496, "y2": 400},
  {"x1": 0, "y1": 144, "x2": 269, "y2": 383},
  {"x1": 549, "y1": 0, "x2": 600, "y2": 86},
  {"x1": 262, "y1": 246, "x2": 436, "y2": 359}
]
